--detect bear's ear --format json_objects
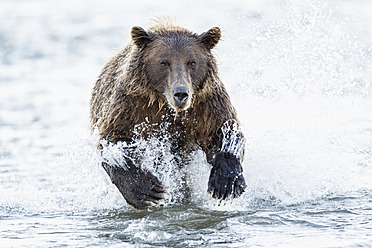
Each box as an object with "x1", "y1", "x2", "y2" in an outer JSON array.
[
  {"x1": 131, "y1": 26, "x2": 154, "y2": 48},
  {"x1": 198, "y1": 27, "x2": 221, "y2": 50}
]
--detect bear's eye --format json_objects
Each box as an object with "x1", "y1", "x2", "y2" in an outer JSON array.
[
  {"x1": 160, "y1": 61, "x2": 169, "y2": 68},
  {"x1": 188, "y1": 61, "x2": 196, "y2": 68}
]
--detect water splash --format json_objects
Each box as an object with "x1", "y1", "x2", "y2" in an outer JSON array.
[
  {"x1": 219, "y1": 0, "x2": 372, "y2": 208},
  {"x1": 223, "y1": 0, "x2": 371, "y2": 98},
  {"x1": 59, "y1": 0, "x2": 372, "y2": 211},
  {"x1": 99, "y1": 122, "x2": 189, "y2": 207},
  {"x1": 2, "y1": 0, "x2": 371, "y2": 215},
  {"x1": 220, "y1": 119, "x2": 245, "y2": 161}
]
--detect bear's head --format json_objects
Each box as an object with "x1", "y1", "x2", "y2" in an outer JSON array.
[{"x1": 131, "y1": 25, "x2": 221, "y2": 114}]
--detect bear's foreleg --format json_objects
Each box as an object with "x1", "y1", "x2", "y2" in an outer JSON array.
[
  {"x1": 207, "y1": 120, "x2": 246, "y2": 202},
  {"x1": 102, "y1": 154, "x2": 167, "y2": 209}
]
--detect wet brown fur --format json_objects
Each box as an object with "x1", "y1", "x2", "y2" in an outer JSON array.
[{"x1": 90, "y1": 21, "x2": 239, "y2": 163}]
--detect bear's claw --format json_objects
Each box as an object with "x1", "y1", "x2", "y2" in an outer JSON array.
[{"x1": 207, "y1": 152, "x2": 246, "y2": 202}]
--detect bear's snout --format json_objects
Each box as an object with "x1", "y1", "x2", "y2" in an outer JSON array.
[{"x1": 172, "y1": 87, "x2": 190, "y2": 108}]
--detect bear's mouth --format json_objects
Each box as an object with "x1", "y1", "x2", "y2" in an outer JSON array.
[{"x1": 169, "y1": 99, "x2": 192, "y2": 118}]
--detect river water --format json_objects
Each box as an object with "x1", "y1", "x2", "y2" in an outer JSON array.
[{"x1": 1, "y1": 0, "x2": 372, "y2": 247}]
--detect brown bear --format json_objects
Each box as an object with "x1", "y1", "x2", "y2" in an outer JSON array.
[{"x1": 90, "y1": 20, "x2": 246, "y2": 210}]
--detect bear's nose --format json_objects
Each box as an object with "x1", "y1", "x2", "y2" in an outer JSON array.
[{"x1": 173, "y1": 87, "x2": 189, "y2": 107}]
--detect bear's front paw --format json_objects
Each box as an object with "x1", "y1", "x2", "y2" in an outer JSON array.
[
  {"x1": 123, "y1": 168, "x2": 168, "y2": 210},
  {"x1": 207, "y1": 152, "x2": 246, "y2": 202},
  {"x1": 102, "y1": 162, "x2": 168, "y2": 210}
]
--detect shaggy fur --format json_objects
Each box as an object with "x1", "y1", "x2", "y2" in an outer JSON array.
[{"x1": 90, "y1": 20, "x2": 246, "y2": 209}]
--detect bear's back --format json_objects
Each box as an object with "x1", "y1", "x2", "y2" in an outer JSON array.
[{"x1": 90, "y1": 45, "x2": 133, "y2": 129}]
